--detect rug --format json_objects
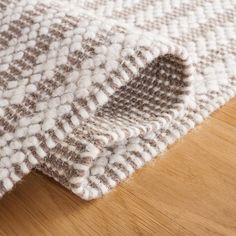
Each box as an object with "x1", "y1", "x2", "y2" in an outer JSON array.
[{"x1": 0, "y1": 0, "x2": 236, "y2": 200}]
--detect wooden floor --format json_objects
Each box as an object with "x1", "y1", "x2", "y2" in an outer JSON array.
[{"x1": 0, "y1": 98, "x2": 236, "y2": 236}]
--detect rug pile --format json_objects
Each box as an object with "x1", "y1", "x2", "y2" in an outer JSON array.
[{"x1": 0, "y1": 0, "x2": 236, "y2": 200}]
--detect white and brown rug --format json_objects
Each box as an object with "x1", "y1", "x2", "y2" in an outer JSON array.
[{"x1": 0, "y1": 0, "x2": 236, "y2": 200}]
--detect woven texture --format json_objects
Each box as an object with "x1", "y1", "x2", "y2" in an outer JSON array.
[{"x1": 0, "y1": 0, "x2": 236, "y2": 200}]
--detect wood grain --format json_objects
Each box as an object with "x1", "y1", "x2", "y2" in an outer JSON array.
[{"x1": 0, "y1": 97, "x2": 236, "y2": 236}]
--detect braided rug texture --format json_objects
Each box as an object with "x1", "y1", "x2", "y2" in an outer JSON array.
[{"x1": 0, "y1": 0, "x2": 236, "y2": 200}]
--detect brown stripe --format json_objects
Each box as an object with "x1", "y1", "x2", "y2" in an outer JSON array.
[
  {"x1": 0, "y1": 117, "x2": 15, "y2": 133},
  {"x1": 112, "y1": 162, "x2": 129, "y2": 177},
  {"x1": 39, "y1": 163, "x2": 71, "y2": 188},
  {"x1": 96, "y1": 175, "x2": 112, "y2": 190},
  {"x1": 0, "y1": 0, "x2": 11, "y2": 10},
  {"x1": 104, "y1": 165, "x2": 121, "y2": 183},
  {"x1": 0, "y1": 3, "x2": 48, "y2": 50},
  {"x1": 195, "y1": 39, "x2": 236, "y2": 74}
]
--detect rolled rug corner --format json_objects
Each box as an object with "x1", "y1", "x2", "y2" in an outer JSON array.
[{"x1": 0, "y1": 0, "x2": 197, "y2": 199}]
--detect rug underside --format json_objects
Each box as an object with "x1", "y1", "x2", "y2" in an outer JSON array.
[{"x1": 0, "y1": 0, "x2": 236, "y2": 200}]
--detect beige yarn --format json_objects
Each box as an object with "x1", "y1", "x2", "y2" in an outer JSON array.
[{"x1": 0, "y1": 0, "x2": 236, "y2": 200}]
